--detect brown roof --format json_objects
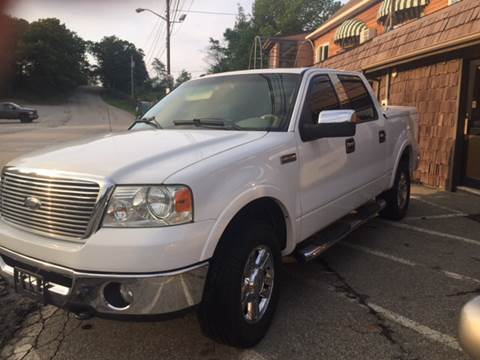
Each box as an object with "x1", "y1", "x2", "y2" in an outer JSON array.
[
  {"x1": 330, "y1": 0, "x2": 366, "y2": 20},
  {"x1": 263, "y1": 33, "x2": 310, "y2": 50},
  {"x1": 319, "y1": 0, "x2": 480, "y2": 72}
]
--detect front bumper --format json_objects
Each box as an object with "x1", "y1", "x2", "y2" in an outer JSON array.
[{"x1": 0, "y1": 246, "x2": 208, "y2": 316}]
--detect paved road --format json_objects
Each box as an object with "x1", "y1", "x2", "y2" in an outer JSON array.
[
  {"x1": 1, "y1": 96, "x2": 480, "y2": 359},
  {"x1": 0, "y1": 86, "x2": 134, "y2": 166}
]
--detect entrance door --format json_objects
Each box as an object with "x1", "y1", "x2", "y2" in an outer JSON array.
[{"x1": 463, "y1": 60, "x2": 480, "y2": 188}]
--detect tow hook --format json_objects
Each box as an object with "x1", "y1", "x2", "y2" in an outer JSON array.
[{"x1": 73, "y1": 311, "x2": 93, "y2": 321}]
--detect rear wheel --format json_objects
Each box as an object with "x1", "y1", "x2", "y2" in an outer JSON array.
[
  {"x1": 380, "y1": 160, "x2": 410, "y2": 220},
  {"x1": 198, "y1": 221, "x2": 281, "y2": 348}
]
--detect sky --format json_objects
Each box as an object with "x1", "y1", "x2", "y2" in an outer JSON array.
[
  {"x1": 6, "y1": 0, "x2": 348, "y2": 79},
  {"x1": 6, "y1": 0, "x2": 255, "y2": 78}
]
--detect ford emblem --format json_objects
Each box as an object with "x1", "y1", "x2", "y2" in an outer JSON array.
[{"x1": 24, "y1": 196, "x2": 42, "y2": 210}]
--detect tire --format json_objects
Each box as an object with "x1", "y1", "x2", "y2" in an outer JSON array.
[
  {"x1": 20, "y1": 115, "x2": 32, "y2": 123},
  {"x1": 198, "y1": 220, "x2": 281, "y2": 348},
  {"x1": 380, "y1": 159, "x2": 411, "y2": 220}
]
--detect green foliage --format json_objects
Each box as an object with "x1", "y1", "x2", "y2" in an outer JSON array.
[
  {"x1": 206, "y1": 0, "x2": 341, "y2": 73},
  {"x1": 13, "y1": 18, "x2": 88, "y2": 95},
  {"x1": 149, "y1": 58, "x2": 173, "y2": 93},
  {"x1": 101, "y1": 89, "x2": 136, "y2": 115},
  {"x1": 253, "y1": 0, "x2": 341, "y2": 36},
  {"x1": 175, "y1": 69, "x2": 192, "y2": 87},
  {"x1": 90, "y1": 36, "x2": 149, "y2": 94}
]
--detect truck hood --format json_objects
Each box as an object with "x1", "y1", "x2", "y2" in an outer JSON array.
[{"x1": 9, "y1": 129, "x2": 267, "y2": 183}]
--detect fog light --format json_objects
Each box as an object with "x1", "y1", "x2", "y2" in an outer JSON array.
[
  {"x1": 120, "y1": 284, "x2": 134, "y2": 303},
  {"x1": 103, "y1": 282, "x2": 131, "y2": 310}
]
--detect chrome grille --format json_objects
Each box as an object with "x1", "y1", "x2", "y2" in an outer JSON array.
[{"x1": 0, "y1": 169, "x2": 100, "y2": 240}]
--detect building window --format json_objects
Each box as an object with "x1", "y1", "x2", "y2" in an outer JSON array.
[
  {"x1": 316, "y1": 44, "x2": 329, "y2": 63},
  {"x1": 333, "y1": 18, "x2": 367, "y2": 49},
  {"x1": 377, "y1": 0, "x2": 430, "y2": 28}
]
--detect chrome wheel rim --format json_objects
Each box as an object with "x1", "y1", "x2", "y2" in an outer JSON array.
[
  {"x1": 397, "y1": 172, "x2": 408, "y2": 210},
  {"x1": 241, "y1": 245, "x2": 275, "y2": 324}
]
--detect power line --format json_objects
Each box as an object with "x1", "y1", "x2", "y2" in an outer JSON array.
[
  {"x1": 171, "y1": 0, "x2": 193, "y2": 38},
  {"x1": 178, "y1": 9, "x2": 237, "y2": 16}
]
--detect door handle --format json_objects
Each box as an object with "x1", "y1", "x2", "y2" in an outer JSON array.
[
  {"x1": 379, "y1": 130, "x2": 386, "y2": 143},
  {"x1": 345, "y1": 138, "x2": 355, "y2": 154}
]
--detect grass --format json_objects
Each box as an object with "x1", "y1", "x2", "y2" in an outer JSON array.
[{"x1": 101, "y1": 90, "x2": 137, "y2": 115}]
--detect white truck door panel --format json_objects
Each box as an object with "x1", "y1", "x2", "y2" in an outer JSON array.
[
  {"x1": 333, "y1": 74, "x2": 388, "y2": 198},
  {"x1": 297, "y1": 74, "x2": 361, "y2": 240}
]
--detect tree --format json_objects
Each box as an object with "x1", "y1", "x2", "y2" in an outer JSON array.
[
  {"x1": 15, "y1": 18, "x2": 88, "y2": 94},
  {"x1": 206, "y1": 7, "x2": 256, "y2": 73},
  {"x1": 175, "y1": 69, "x2": 192, "y2": 87},
  {"x1": 206, "y1": 0, "x2": 341, "y2": 73},
  {"x1": 0, "y1": 15, "x2": 29, "y2": 94},
  {"x1": 253, "y1": 0, "x2": 341, "y2": 36},
  {"x1": 90, "y1": 36, "x2": 149, "y2": 94},
  {"x1": 148, "y1": 58, "x2": 173, "y2": 94},
  {"x1": 205, "y1": 38, "x2": 230, "y2": 74}
]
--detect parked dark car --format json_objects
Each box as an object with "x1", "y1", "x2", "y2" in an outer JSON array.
[
  {"x1": 135, "y1": 101, "x2": 153, "y2": 118},
  {"x1": 0, "y1": 102, "x2": 39, "y2": 123}
]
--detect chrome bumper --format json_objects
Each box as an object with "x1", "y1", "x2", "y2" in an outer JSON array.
[{"x1": 0, "y1": 246, "x2": 208, "y2": 316}]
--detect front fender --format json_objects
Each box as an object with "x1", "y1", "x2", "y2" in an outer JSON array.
[{"x1": 200, "y1": 185, "x2": 297, "y2": 261}]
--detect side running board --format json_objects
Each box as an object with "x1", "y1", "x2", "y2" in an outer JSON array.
[{"x1": 294, "y1": 199, "x2": 386, "y2": 262}]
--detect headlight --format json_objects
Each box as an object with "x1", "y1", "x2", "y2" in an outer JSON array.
[{"x1": 102, "y1": 185, "x2": 193, "y2": 227}]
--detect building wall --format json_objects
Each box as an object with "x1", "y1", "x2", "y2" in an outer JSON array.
[
  {"x1": 268, "y1": 43, "x2": 280, "y2": 68},
  {"x1": 312, "y1": 0, "x2": 452, "y2": 64},
  {"x1": 296, "y1": 42, "x2": 314, "y2": 67},
  {"x1": 383, "y1": 59, "x2": 461, "y2": 189}
]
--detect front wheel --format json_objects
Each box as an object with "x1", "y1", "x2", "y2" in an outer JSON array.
[
  {"x1": 20, "y1": 115, "x2": 33, "y2": 123},
  {"x1": 198, "y1": 221, "x2": 281, "y2": 348},
  {"x1": 380, "y1": 160, "x2": 411, "y2": 220}
]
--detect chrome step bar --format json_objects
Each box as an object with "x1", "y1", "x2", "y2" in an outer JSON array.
[{"x1": 295, "y1": 199, "x2": 386, "y2": 262}]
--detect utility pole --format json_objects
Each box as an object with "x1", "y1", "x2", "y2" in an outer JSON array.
[
  {"x1": 166, "y1": 0, "x2": 171, "y2": 77},
  {"x1": 136, "y1": 5, "x2": 186, "y2": 91},
  {"x1": 130, "y1": 54, "x2": 135, "y2": 98}
]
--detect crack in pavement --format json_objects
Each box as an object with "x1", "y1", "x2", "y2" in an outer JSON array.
[
  {"x1": 446, "y1": 287, "x2": 480, "y2": 297},
  {"x1": 316, "y1": 259, "x2": 418, "y2": 360},
  {"x1": 0, "y1": 306, "x2": 82, "y2": 360}
]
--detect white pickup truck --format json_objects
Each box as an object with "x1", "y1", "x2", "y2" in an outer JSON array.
[{"x1": 0, "y1": 68, "x2": 419, "y2": 348}]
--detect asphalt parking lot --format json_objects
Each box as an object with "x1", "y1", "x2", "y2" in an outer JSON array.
[{"x1": 1, "y1": 90, "x2": 480, "y2": 359}]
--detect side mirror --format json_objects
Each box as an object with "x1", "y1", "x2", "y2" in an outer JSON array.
[{"x1": 301, "y1": 110, "x2": 357, "y2": 142}]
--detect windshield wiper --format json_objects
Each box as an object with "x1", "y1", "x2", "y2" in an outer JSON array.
[
  {"x1": 129, "y1": 116, "x2": 161, "y2": 129},
  {"x1": 173, "y1": 118, "x2": 225, "y2": 127},
  {"x1": 173, "y1": 118, "x2": 244, "y2": 130}
]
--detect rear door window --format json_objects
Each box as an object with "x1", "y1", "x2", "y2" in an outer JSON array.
[{"x1": 338, "y1": 75, "x2": 378, "y2": 122}]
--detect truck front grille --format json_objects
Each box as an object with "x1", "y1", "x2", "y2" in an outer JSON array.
[{"x1": 0, "y1": 169, "x2": 100, "y2": 240}]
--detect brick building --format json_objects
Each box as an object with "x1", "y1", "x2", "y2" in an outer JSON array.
[{"x1": 267, "y1": 0, "x2": 480, "y2": 191}]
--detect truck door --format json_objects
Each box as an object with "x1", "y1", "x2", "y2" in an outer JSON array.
[
  {"x1": 334, "y1": 74, "x2": 387, "y2": 198},
  {"x1": 297, "y1": 74, "x2": 362, "y2": 240}
]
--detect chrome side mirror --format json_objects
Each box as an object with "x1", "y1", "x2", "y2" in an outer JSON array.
[
  {"x1": 301, "y1": 109, "x2": 356, "y2": 142},
  {"x1": 317, "y1": 109, "x2": 357, "y2": 125}
]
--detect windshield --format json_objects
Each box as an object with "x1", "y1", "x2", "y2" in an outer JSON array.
[{"x1": 142, "y1": 73, "x2": 302, "y2": 131}]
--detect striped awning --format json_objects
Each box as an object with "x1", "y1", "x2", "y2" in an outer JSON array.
[
  {"x1": 334, "y1": 19, "x2": 368, "y2": 44},
  {"x1": 378, "y1": 0, "x2": 430, "y2": 25}
]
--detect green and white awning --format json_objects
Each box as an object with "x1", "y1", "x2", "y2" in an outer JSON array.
[
  {"x1": 378, "y1": 0, "x2": 430, "y2": 25},
  {"x1": 334, "y1": 19, "x2": 368, "y2": 44}
]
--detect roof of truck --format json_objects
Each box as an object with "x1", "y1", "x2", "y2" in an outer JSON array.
[{"x1": 200, "y1": 68, "x2": 362, "y2": 79}]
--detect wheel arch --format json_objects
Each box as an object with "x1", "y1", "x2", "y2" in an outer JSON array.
[
  {"x1": 389, "y1": 142, "x2": 413, "y2": 188},
  {"x1": 201, "y1": 192, "x2": 295, "y2": 261}
]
